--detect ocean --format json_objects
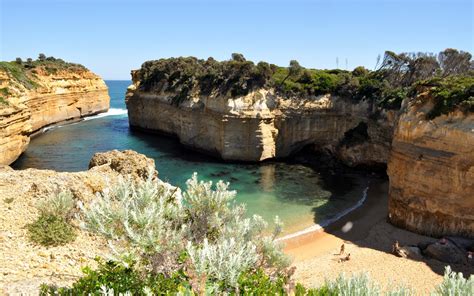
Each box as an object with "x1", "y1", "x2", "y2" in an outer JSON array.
[{"x1": 12, "y1": 80, "x2": 368, "y2": 234}]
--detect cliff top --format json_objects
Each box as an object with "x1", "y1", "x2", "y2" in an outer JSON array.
[
  {"x1": 0, "y1": 55, "x2": 102, "y2": 107},
  {"x1": 131, "y1": 49, "x2": 473, "y2": 118}
]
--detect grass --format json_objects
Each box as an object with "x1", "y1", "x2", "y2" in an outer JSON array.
[{"x1": 0, "y1": 61, "x2": 38, "y2": 89}]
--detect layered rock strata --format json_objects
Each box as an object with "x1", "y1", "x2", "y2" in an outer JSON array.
[
  {"x1": 0, "y1": 66, "x2": 109, "y2": 165},
  {"x1": 126, "y1": 82, "x2": 395, "y2": 165},
  {"x1": 388, "y1": 99, "x2": 474, "y2": 238}
]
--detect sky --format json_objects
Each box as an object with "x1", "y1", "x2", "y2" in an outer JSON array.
[{"x1": 1, "y1": 0, "x2": 473, "y2": 80}]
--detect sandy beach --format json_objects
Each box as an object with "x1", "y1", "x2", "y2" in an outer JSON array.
[{"x1": 284, "y1": 179, "x2": 474, "y2": 295}]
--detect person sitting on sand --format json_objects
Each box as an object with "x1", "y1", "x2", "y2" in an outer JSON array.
[
  {"x1": 338, "y1": 253, "x2": 350, "y2": 263},
  {"x1": 339, "y1": 243, "x2": 345, "y2": 255}
]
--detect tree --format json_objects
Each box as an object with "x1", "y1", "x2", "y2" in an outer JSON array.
[
  {"x1": 280, "y1": 60, "x2": 303, "y2": 85},
  {"x1": 38, "y1": 53, "x2": 46, "y2": 61},
  {"x1": 231, "y1": 53, "x2": 246, "y2": 62},
  {"x1": 438, "y1": 48, "x2": 472, "y2": 76},
  {"x1": 15, "y1": 57, "x2": 22, "y2": 64},
  {"x1": 352, "y1": 66, "x2": 369, "y2": 77}
]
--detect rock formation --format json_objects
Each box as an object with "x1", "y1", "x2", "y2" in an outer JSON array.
[
  {"x1": 126, "y1": 57, "x2": 473, "y2": 238},
  {"x1": 388, "y1": 97, "x2": 474, "y2": 238},
  {"x1": 126, "y1": 81, "x2": 395, "y2": 166},
  {"x1": 0, "y1": 63, "x2": 109, "y2": 165}
]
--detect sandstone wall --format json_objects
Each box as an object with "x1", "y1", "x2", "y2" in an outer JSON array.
[
  {"x1": 0, "y1": 67, "x2": 109, "y2": 165},
  {"x1": 126, "y1": 85, "x2": 394, "y2": 164},
  {"x1": 387, "y1": 100, "x2": 474, "y2": 238}
]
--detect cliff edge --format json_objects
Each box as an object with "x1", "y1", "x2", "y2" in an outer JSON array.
[
  {"x1": 388, "y1": 82, "x2": 474, "y2": 238},
  {"x1": 0, "y1": 58, "x2": 110, "y2": 165}
]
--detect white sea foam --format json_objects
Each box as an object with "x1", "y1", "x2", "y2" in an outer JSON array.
[
  {"x1": 39, "y1": 108, "x2": 127, "y2": 133},
  {"x1": 277, "y1": 186, "x2": 369, "y2": 241},
  {"x1": 83, "y1": 108, "x2": 128, "y2": 120}
]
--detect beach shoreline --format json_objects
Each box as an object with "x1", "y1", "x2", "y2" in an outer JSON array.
[{"x1": 283, "y1": 179, "x2": 473, "y2": 294}]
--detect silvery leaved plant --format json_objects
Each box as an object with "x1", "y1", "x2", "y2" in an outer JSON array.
[{"x1": 78, "y1": 168, "x2": 290, "y2": 289}]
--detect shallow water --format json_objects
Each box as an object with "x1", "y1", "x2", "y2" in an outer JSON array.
[{"x1": 13, "y1": 80, "x2": 368, "y2": 234}]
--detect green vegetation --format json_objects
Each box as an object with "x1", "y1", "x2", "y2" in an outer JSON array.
[
  {"x1": 0, "y1": 61, "x2": 38, "y2": 89},
  {"x1": 38, "y1": 174, "x2": 473, "y2": 295},
  {"x1": 420, "y1": 75, "x2": 474, "y2": 119},
  {"x1": 0, "y1": 54, "x2": 86, "y2": 89},
  {"x1": 27, "y1": 190, "x2": 76, "y2": 246},
  {"x1": 136, "y1": 49, "x2": 473, "y2": 117}
]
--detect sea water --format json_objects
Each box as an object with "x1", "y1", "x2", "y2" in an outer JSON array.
[{"x1": 12, "y1": 81, "x2": 368, "y2": 234}]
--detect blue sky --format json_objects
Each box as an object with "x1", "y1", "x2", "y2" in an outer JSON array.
[{"x1": 1, "y1": 0, "x2": 472, "y2": 79}]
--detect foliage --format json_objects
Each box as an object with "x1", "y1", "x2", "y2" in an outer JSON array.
[
  {"x1": 39, "y1": 258, "x2": 189, "y2": 295},
  {"x1": 0, "y1": 55, "x2": 86, "y2": 89},
  {"x1": 419, "y1": 75, "x2": 474, "y2": 119},
  {"x1": 0, "y1": 61, "x2": 38, "y2": 89},
  {"x1": 28, "y1": 213, "x2": 76, "y2": 246},
  {"x1": 37, "y1": 190, "x2": 75, "y2": 218},
  {"x1": 78, "y1": 171, "x2": 290, "y2": 292},
  {"x1": 27, "y1": 190, "x2": 76, "y2": 246},
  {"x1": 433, "y1": 266, "x2": 473, "y2": 296},
  {"x1": 134, "y1": 49, "x2": 472, "y2": 117}
]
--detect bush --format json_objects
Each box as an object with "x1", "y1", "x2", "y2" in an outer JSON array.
[
  {"x1": 77, "y1": 171, "x2": 290, "y2": 293},
  {"x1": 433, "y1": 266, "x2": 473, "y2": 296},
  {"x1": 27, "y1": 214, "x2": 76, "y2": 246},
  {"x1": 27, "y1": 190, "x2": 76, "y2": 246},
  {"x1": 421, "y1": 75, "x2": 474, "y2": 119}
]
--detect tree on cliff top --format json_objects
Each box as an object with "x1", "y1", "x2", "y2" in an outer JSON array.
[{"x1": 280, "y1": 60, "x2": 303, "y2": 86}]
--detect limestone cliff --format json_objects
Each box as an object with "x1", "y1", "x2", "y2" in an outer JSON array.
[
  {"x1": 126, "y1": 82, "x2": 394, "y2": 164},
  {"x1": 388, "y1": 97, "x2": 474, "y2": 238},
  {"x1": 0, "y1": 62, "x2": 109, "y2": 165}
]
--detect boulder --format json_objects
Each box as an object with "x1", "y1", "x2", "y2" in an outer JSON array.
[
  {"x1": 89, "y1": 149, "x2": 156, "y2": 180},
  {"x1": 423, "y1": 239, "x2": 467, "y2": 264}
]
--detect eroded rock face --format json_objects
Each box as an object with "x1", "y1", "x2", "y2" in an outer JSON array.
[
  {"x1": 0, "y1": 67, "x2": 109, "y2": 165},
  {"x1": 126, "y1": 83, "x2": 395, "y2": 165},
  {"x1": 388, "y1": 99, "x2": 474, "y2": 238}
]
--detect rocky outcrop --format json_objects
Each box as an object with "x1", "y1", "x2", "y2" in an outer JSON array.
[
  {"x1": 126, "y1": 83, "x2": 395, "y2": 165},
  {"x1": 388, "y1": 98, "x2": 474, "y2": 238},
  {"x1": 0, "y1": 150, "x2": 162, "y2": 294},
  {"x1": 0, "y1": 65, "x2": 109, "y2": 165},
  {"x1": 89, "y1": 149, "x2": 156, "y2": 180}
]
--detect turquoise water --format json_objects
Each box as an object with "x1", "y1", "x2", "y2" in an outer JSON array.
[{"x1": 13, "y1": 81, "x2": 368, "y2": 234}]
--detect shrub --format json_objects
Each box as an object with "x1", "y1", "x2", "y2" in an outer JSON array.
[
  {"x1": 77, "y1": 171, "x2": 289, "y2": 292},
  {"x1": 27, "y1": 190, "x2": 76, "y2": 246},
  {"x1": 37, "y1": 190, "x2": 75, "y2": 218},
  {"x1": 421, "y1": 75, "x2": 474, "y2": 119},
  {"x1": 27, "y1": 214, "x2": 76, "y2": 246},
  {"x1": 433, "y1": 266, "x2": 473, "y2": 296},
  {"x1": 15, "y1": 57, "x2": 22, "y2": 64}
]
